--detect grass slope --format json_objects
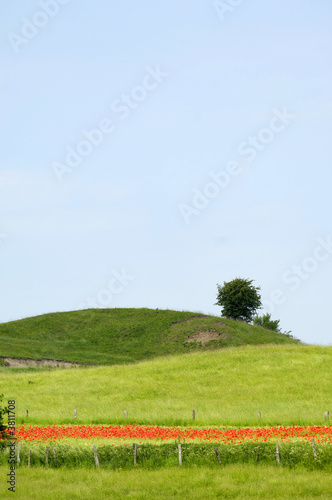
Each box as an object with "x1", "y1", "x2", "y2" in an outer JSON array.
[
  {"x1": 0, "y1": 308, "x2": 299, "y2": 365},
  {"x1": 1, "y1": 344, "x2": 331, "y2": 426}
]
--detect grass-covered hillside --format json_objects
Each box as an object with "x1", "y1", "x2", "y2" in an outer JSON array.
[
  {"x1": 0, "y1": 344, "x2": 330, "y2": 426},
  {"x1": 0, "y1": 308, "x2": 299, "y2": 365}
]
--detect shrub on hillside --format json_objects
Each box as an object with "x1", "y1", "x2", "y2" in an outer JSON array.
[
  {"x1": 253, "y1": 313, "x2": 280, "y2": 331},
  {"x1": 253, "y1": 313, "x2": 296, "y2": 340}
]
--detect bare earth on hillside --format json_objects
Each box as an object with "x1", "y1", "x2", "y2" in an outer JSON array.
[
  {"x1": 1, "y1": 357, "x2": 81, "y2": 368},
  {"x1": 186, "y1": 330, "x2": 227, "y2": 345}
]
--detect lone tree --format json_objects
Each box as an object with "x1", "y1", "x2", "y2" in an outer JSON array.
[{"x1": 215, "y1": 277, "x2": 262, "y2": 322}]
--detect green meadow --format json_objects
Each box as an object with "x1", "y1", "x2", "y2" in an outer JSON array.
[
  {"x1": 0, "y1": 308, "x2": 331, "y2": 498},
  {"x1": 0, "y1": 344, "x2": 331, "y2": 426},
  {"x1": 1, "y1": 466, "x2": 332, "y2": 499}
]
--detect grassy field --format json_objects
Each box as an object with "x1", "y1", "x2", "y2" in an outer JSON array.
[
  {"x1": 0, "y1": 308, "x2": 330, "y2": 498},
  {"x1": 0, "y1": 344, "x2": 331, "y2": 426},
  {"x1": 0, "y1": 308, "x2": 299, "y2": 365},
  {"x1": 1, "y1": 465, "x2": 332, "y2": 499}
]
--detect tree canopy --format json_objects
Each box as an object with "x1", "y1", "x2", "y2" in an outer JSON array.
[{"x1": 215, "y1": 277, "x2": 262, "y2": 323}]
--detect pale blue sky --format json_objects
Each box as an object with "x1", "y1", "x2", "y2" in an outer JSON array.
[{"x1": 1, "y1": 0, "x2": 331, "y2": 344}]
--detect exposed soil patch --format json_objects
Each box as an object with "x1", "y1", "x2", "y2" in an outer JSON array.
[
  {"x1": 186, "y1": 330, "x2": 227, "y2": 345},
  {"x1": 0, "y1": 357, "x2": 81, "y2": 368}
]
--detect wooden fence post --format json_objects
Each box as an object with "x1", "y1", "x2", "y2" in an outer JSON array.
[
  {"x1": 133, "y1": 443, "x2": 137, "y2": 466},
  {"x1": 124, "y1": 410, "x2": 128, "y2": 419},
  {"x1": 214, "y1": 447, "x2": 221, "y2": 463},
  {"x1": 192, "y1": 410, "x2": 195, "y2": 421},
  {"x1": 17, "y1": 443, "x2": 21, "y2": 464},
  {"x1": 256, "y1": 446, "x2": 260, "y2": 462},
  {"x1": 74, "y1": 410, "x2": 77, "y2": 420},
  {"x1": 45, "y1": 446, "x2": 50, "y2": 465},
  {"x1": 257, "y1": 411, "x2": 261, "y2": 421},
  {"x1": 28, "y1": 449, "x2": 31, "y2": 468},
  {"x1": 276, "y1": 441, "x2": 280, "y2": 464},
  {"x1": 178, "y1": 444, "x2": 182, "y2": 466},
  {"x1": 311, "y1": 438, "x2": 317, "y2": 460},
  {"x1": 93, "y1": 445, "x2": 99, "y2": 468},
  {"x1": 325, "y1": 411, "x2": 329, "y2": 423},
  {"x1": 25, "y1": 410, "x2": 28, "y2": 418},
  {"x1": 53, "y1": 448, "x2": 57, "y2": 466}
]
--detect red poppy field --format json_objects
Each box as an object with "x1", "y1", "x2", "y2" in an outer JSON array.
[{"x1": 10, "y1": 424, "x2": 332, "y2": 445}]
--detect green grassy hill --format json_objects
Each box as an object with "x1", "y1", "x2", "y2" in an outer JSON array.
[
  {"x1": 0, "y1": 308, "x2": 299, "y2": 365},
  {"x1": 0, "y1": 344, "x2": 331, "y2": 426}
]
